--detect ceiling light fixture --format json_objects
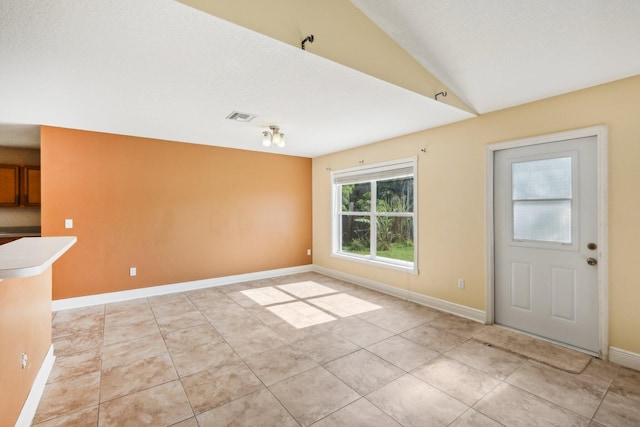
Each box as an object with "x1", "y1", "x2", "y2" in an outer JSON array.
[{"x1": 262, "y1": 125, "x2": 285, "y2": 148}]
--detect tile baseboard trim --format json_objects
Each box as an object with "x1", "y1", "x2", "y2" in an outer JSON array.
[
  {"x1": 16, "y1": 345, "x2": 55, "y2": 427},
  {"x1": 609, "y1": 346, "x2": 640, "y2": 371},
  {"x1": 52, "y1": 265, "x2": 314, "y2": 311},
  {"x1": 312, "y1": 265, "x2": 486, "y2": 323}
]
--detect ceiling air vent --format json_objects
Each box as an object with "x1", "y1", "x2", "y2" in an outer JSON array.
[{"x1": 225, "y1": 111, "x2": 256, "y2": 122}]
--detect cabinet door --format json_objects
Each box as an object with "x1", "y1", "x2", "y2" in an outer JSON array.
[
  {"x1": 22, "y1": 166, "x2": 41, "y2": 206},
  {"x1": 0, "y1": 164, "x2": 20, "y2": 207}
]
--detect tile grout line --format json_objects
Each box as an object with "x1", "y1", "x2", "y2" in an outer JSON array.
[{"x1": 149, "y1": 294, "x2": 199, "y2": 423}]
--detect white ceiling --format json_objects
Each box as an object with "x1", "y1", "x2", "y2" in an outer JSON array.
[
  {"x1": 1, "y1": 1, "x2": 639, "y2": 156},
  {"x1": 351, "y1": 0, "x2": 640, "y2": 113},
  {"x1": 0, "y1": 0, "x2": 473, "y2": 156}
]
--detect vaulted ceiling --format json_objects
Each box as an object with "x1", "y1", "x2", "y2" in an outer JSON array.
[{"x1": 1, "y1": 0, "x2": 639, "y2": 156}]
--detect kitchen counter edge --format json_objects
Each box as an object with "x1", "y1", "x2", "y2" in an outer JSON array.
[{"x1": 0, "y1": 236, "x2": 77, "y2": 279}]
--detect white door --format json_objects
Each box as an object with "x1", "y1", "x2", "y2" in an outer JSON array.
[{"x1": 494, "y1": 136, "x2": 599, "y2": 353}]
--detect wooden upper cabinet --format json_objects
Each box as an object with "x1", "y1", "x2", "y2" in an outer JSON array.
[
  {"x1": 0, "y1": 164, "x2": 41, "y2": 207},
  {"x1": 22, "y1": 166, "x2": 41, "y2": 206},
  {"x1": 0, "y1": 164, "x2": 20, "y2": 207}
]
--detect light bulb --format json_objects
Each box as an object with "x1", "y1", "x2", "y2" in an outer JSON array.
[
  {"x1": 272, "y1": 132, "x2": 282, "y2": 146},
  {"x1": 262, "y1": 131, "x2": 272, "y2": 147}
]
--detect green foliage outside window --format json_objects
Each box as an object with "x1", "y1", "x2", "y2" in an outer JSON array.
[{"x1": 340, "y1": 178, "x2": 414, "y2": 262}]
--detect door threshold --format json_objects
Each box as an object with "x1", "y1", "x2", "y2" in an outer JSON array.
[{"x1": 492, "y1": 323, "x2": 599, "y2": 358}]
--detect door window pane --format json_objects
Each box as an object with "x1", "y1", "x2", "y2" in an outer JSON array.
[
  {"x1": 512, "y1": 156, "x2": 573, "y2": 244},
  {"x1": 512, "y1": 157, "x2": 572, "y2": 200},
  {"x1": 513, "y1": 200, "x2": 571, "y2": 243}
]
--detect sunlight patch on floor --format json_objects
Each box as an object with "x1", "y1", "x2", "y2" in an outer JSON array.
[
  {"x1": 242, "y1": 281, "x2": 382, "y2": 328},
  {"x1": 309, "y1": 293, "x2": 381, "y2": 317},
  {"x1": 276, "y1": 281, "x2": 337, "y2": 298},
  {"x1": 240, "y1": 287, "x2": 296, "y2": 306},
  {"x1": 267, "y1": 301, "x2": 336, "y2": 328}
]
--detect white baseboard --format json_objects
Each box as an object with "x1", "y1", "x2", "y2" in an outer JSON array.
[
  {"x1": 313, "y1": 265, "x2": 486, "y2": 323},
  {"x1": 52, "y1": 265, "x2": 313, "y2": 311},
  {"x1": 609, "y1": 346, "x2": 640, "y2": 371},
  {"x1": 16, "y1": 345, "x2": 55, "y2": 427}
]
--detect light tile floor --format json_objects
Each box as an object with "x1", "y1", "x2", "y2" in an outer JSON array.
[{"x1": 33, "y1": 272, "x2": 640, "y2": 426}]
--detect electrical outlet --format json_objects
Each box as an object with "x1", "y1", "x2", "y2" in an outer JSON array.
[
  {"x1": 130, "y1": 267, "x2": 137, "y2": 277},
  {"x1": 307, "y1": 249, "x2": 312, "y2": 256},
  {"x1": 21, "y1": 353, "x2": 28, "y2": 369},
  {"x1": 65, "y1": 219, "x2": 73, "y2": 229},
  {"x1": 458, "y1": 279, "x2": 465, "y2": 289}
]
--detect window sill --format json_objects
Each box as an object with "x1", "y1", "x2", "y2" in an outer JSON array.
[{"x1": 331, "y1": 251, "x2": 418, "y2": 275}]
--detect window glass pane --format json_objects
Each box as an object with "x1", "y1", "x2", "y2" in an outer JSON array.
[
  {"x1": 376, "y1": 177, "x2": 413, "y2": 212},
  {"x1": 376, "y1": 216, "x2": 414, "y2": 261},
  {"x1": 341, "y1": 183, "x2": 371, "y2": 212},
  {"x1": 341, "y1": 215, "x2": 370, "y2": 255},
  {"x1": 513, "y1": 200, "x2": 571, "y2": 243},
  {"x1": 512, "y1": 157, "x2": 572, "y2": 200}
]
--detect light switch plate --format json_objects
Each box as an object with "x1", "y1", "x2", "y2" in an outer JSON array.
[{"x1": 65, "y1": 219, "x2": 73, "y2": 229}]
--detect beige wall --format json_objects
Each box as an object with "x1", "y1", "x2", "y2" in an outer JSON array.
[
  {"x1": 0, "y1": 147, "x2": 41, "y2": 227},
  {"x1": 313, "y1": 75, "x2": 640, "y2": 355},
  {"x1": 42, "y1": 126, "x2": 312, "y2": 300}
]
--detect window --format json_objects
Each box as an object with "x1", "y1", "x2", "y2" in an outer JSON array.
[
  {"x1": 512, "y1": 156, "x2": 573, "y2": 243},
  {"x1": 332, "y1": 158, "x2": 417, "y2": 272}
]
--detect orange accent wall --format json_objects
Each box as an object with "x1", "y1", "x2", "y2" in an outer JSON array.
[
  {"x1": 0, "y1": 268, "x2": 52, "y2": 426},
  {"x1": 41, "y1": 126, "x2": 312, "y2": 300}
]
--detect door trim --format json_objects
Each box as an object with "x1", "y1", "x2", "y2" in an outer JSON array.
[{"x1": 485, "y1": 125, "x2": 608, "y2": 359}]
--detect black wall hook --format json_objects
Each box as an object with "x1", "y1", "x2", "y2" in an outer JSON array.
[
  {"x1": 302, "y1": 34, "x2": 315, "y2": 50},
  {"x1": 435, "y1": 91, "x2": 448, "y2": 101}
]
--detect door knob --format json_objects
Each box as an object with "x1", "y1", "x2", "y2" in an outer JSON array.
[
  {"x1": 587, "y1": 242, "x2": 597, "y2": 250},
  {"x1": 586, "y1": 257, "x2": 598, "y2": 266}
]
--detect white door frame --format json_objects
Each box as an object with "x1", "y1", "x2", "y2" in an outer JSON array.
[{"x1": 485, "y1": 125, "x2": 609, "y2": 359}]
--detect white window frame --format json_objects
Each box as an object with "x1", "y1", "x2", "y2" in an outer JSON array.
[{"x1": 331, "y1": 157, "x2": 418, "y2": 273}]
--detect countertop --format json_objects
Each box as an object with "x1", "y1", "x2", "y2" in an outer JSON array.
[{"x1": 0, "y1": 236, "x2": 77, "y2": 279}]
